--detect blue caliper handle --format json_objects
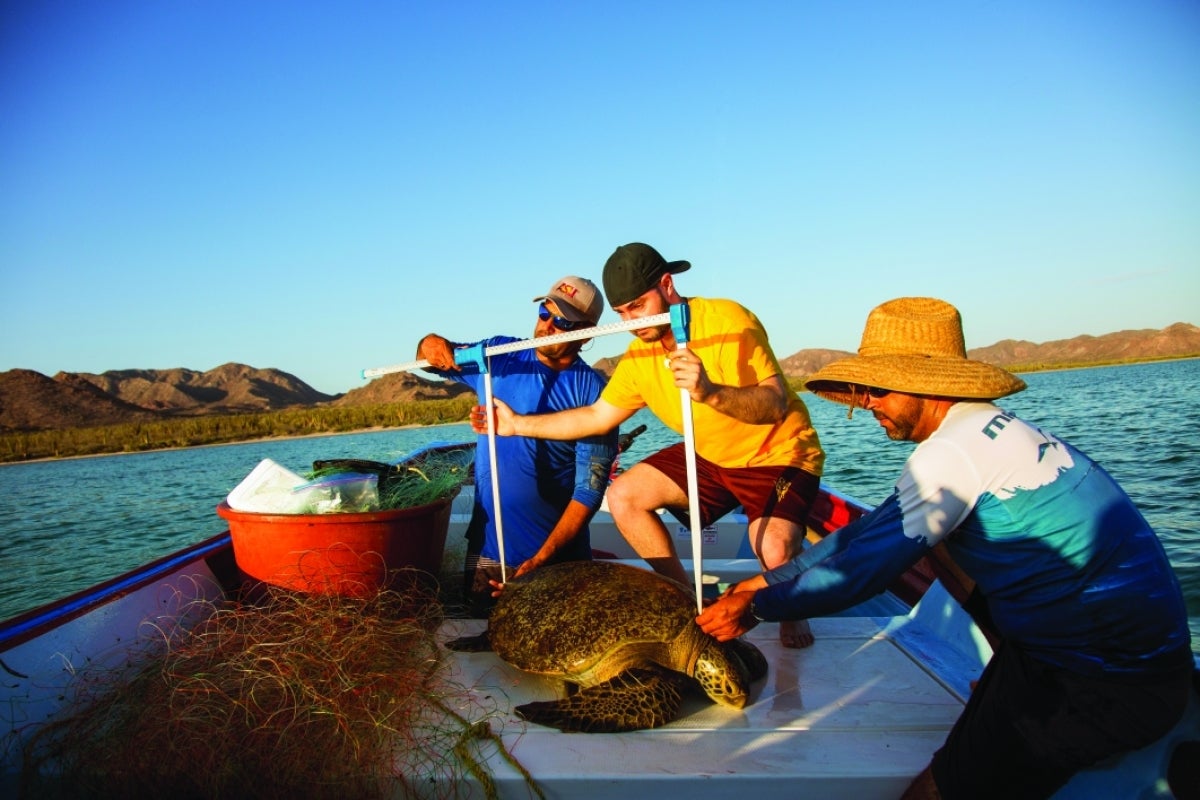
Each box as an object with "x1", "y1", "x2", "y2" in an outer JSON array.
[
  {"x1": 670, "y1": 301, "x2": 691, "y2": 346},
  {"x1": 453, "y1": 343, "x2": 488, "y2": 373}
]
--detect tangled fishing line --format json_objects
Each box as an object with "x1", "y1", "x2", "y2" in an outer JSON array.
[{"x1": 20, "y1": 574, "x2": 539, "y2": 800}]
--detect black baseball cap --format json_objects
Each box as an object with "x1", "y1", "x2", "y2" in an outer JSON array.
[{"x1": 601, "y1": 243, "x2": 691, "y2": 307}]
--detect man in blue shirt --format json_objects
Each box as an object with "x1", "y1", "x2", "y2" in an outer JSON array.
[
  {"x1": 417, "y1": 276, "x2": 617, "y2": 616},
  {"x1": 697, "y1": 297, "x2": 1193, "y2": 799}
]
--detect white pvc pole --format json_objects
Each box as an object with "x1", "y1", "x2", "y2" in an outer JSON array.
[
  {"x1": 678, "y1": 346, "x2": 704, "y2": 613},
  {"x1": 481, "y1": 363, "x2": 507, "y2": 582},
  {"x1": 668, "y1": 302, "x2": 704, "y2": 613}
]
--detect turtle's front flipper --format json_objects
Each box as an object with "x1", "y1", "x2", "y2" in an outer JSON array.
[
  {"x1": 515, "y1": 667, "x2": 687, "y2": 733},
  {"x1": 728, "y1": 637, "x2": 769, "y2": 683}
]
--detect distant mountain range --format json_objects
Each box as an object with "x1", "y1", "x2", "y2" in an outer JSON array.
[
  {"x1": 0, "y1": 365, "x2": 471, "y2": 433},
  {"x1": 2, "y1": 323, "x2": 1196, "y2": 433}
]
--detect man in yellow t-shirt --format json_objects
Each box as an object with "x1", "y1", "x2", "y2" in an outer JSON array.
[{"x1": 477, "y1": 242, "x2": 826, "y2": 649}]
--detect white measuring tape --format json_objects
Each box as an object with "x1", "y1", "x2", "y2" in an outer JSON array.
[{"x1": 361, "y1": 312, "x2": 672, "y2": 378}]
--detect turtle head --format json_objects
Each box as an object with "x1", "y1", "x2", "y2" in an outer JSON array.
[{"x1": 691, "y1": 637, "x2": 752, "y2": 709}]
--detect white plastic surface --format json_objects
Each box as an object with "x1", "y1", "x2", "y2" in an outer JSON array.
[{"x1": 436, "y1": 616, "x2": 962, "y2": 799}]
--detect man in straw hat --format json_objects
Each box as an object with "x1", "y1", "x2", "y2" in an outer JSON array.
[
  {"x1": 475, "y1": 242, "x2": 826, "y2": 648},
  {"x1": 697, "y1": 297, "x2": 1193, "y2": 798},
  {"x1": 418, "y1": 276, "x2": 617, "y2": 616}
]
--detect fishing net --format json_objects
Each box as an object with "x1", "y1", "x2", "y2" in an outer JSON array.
[
  {"x1": 19, "y1": 575, "x2": 538, "y2": 800},
  {"x1": 310, "y1": 447, "x2": 474, "y2": 513}
]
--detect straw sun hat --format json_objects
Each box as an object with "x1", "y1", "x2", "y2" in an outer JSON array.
[{"x1": 804, "y1": 297, "x2": 1027, "y2": 407}]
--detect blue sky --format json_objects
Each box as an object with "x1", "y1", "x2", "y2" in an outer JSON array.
[{"x1": 2, "y1": 1, "x2": 1197, "y2": 395}]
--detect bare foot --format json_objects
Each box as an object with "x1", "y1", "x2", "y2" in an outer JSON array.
[{"x1": 780, "y1": 618, "x2": 814, "y2": 649}]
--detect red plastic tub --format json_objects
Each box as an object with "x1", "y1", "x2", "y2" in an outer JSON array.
[{"x1": 216, "y1": 489, "x2": 458, "y2": 597}]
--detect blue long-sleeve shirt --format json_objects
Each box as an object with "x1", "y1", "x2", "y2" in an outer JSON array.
[{"x1": 431, "y1": 336, "x2": 617, "y2": 563}]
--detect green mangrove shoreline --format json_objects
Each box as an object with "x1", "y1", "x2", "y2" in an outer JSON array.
[{"x1": 0, "y1": 397, "x2": 476, "y2": 464}]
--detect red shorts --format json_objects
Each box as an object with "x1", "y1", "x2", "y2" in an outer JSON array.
[{"x1": 636, "y1": 442, "x2": 819, "y2": 528}]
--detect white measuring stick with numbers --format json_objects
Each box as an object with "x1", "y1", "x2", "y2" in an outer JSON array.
[{"x1": 360, "y1": 312, "x2": 672, "y2": 379}]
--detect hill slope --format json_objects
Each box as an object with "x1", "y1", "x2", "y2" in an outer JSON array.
[
  {"x1": 0, "y1": 369, "x2": 160, "y2": 431},
  {"x1": 1, "y1": 364, "x2": 334, "y2": 433},
  {"x1": 332, "y1": 372, "x2": 474, "y2": 406},
  {"x1": 67, "y1": 363, "x2": 335, "y2": 414},
  {"x1": 966, "y1": 322, "x2": 1200, "y2": 367}
]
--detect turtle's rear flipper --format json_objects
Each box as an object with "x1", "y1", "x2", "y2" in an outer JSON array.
[
  {"x1": 444, "y1": 630, "x2": 493, "y2": 652},
  {"x1": 515, "y1": 667, "x2": 686, "y2": 733}
]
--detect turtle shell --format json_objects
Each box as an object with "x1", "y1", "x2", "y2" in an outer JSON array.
[
  {"x1": 474, "y1": 559, "x2": 768, "y2": 731},
  {"x1": 488, "y1": 560, "x2": 702, "y2": 682}
]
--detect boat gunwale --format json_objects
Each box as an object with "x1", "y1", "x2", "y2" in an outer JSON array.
[{"x1": 0, "y1": 532, "x2": 236, "y2": 652}]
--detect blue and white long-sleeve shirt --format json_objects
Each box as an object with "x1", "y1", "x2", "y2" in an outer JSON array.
[{"x1": 755, "y1": 402, "x2": 1191, "y2": 678}]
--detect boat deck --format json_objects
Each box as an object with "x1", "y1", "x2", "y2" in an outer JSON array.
[{"x1": 439, "y1": 614, "x2": 968, "y2": 800}]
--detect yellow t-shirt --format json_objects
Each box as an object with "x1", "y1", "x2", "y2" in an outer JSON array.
[{"x1": 601, "y1": 297, "x2": 824, "y2": 474}]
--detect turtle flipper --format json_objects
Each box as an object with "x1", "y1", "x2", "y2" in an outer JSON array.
[
  {"x1": 728, "y1": 637, "x2": 769, "y2": 682},
  {"x1": 515, "y1": 667, "x2": 687, "y2": 733}
]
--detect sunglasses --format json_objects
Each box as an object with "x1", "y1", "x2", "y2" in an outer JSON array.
[
  {"x1": 538, "y1": 302, "x2": 586, "y2": 331},
  {"x1": 857, "y1": 385, "x2": 892, "y2": 399}
]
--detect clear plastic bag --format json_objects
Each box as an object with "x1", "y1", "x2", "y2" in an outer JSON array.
[{"x1": 292, "y1": 472, "x2": 380, "y2": 514}]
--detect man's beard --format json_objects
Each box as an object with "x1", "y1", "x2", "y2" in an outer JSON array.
[
  {"x1": 537, "y1": 342, "x2": 578, "y2": 360},
  {"x1": 635, "y1": 324, "x2": 669, "y2": 343},
  {"x1": 873, "y1": 410, "x2": 917, "y2": 441}
]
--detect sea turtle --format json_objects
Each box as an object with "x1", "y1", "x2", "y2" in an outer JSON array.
[{"x1": 446, "y1": 560, "x2": 768, "y2": 733}]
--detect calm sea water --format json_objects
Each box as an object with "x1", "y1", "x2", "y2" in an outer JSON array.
[{"x1": 2, "y1": 360, "x2": 1197, "y2": 654}]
